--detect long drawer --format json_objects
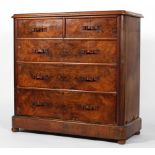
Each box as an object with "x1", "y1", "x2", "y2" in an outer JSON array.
[
  {"x1": 16, "y1": 63, "x2": 117, "y2": 92},
  {"x1": 16, "y1": 40, "x2": 117, "y2": 63},
  {"x1": 15, "y1": 18, "x2": 63, "y2": 38},
  {"x1": 66, "y1": 17, "x2": 117, "y2": 38},
  {"x1": 16, "y1": 89, "x2": 116, "y2": 124}
]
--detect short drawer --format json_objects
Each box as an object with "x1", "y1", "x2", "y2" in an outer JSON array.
[
  {"x1": 66, "y1": 17, "x2": 117, "y2": 38},
  {"x1": 16, "y1": 89, "x2": 116, "y2": 124},
  {"x1": 15, "y1": 18, "x2": 63, "y2": 38},
  {"x1": 16, "y1": 40, "x2": 64, "y2": 62},
  {"x1": 16, "y1": 39, "x2": 118, "y2": 63},
  {"x1": 16, "y1": 63, "x2": 117, "y2": 92},
  {"x1": 64, "y1": 40, "x2": 117, "y2": 63}
]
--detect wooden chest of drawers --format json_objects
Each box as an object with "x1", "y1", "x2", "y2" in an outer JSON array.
[{"x1": 12, "y1": 10, "x2": 143, "y2": 144}]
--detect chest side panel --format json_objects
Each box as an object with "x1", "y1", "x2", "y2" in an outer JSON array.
[{"x1": 124, "y1": 16, "x2": 140, "y2": 124}]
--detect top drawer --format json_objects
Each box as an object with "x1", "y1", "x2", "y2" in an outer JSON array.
[
  {"x1": 15, "y1": 18, "x2": 63, "y2": 38},
  {"x1": 66, "y1": 17, "x2": 117, "y2": 38}
]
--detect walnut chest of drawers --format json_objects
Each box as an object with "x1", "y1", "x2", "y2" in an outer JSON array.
[{"x1": 12, "y1": 10, "x2": 143, "y2": 144}]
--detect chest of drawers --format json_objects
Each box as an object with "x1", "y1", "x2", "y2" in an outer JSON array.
[{"x1": 12, "y1": 10, "x2": 143, "y2": 144}]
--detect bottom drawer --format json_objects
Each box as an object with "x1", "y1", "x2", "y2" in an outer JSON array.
[{"x1": 16, "y1": 89, "x2": 117, "y2": 124}]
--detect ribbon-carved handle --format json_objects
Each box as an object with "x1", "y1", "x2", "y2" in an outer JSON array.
[
  {"x1": 31, "y1": 73, "x2": 49, "y2": 81},
  {"x1": 82, "y1": 25, "x2": 101, "y2": 31},
  {"x1": 80, "y1": 49, "x2": 99, "y2": 55},
  {"x1": 77, "y1": 76, "x2": 99, "y2": 82},
  {"x1": 32, "y1": 49, "x2": 49, "y2": 55},
  {"x1": 31, "y1": 27, "x2": 47, "y2": 33}
]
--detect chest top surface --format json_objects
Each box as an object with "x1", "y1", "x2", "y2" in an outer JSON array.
[{"x1": 12, "y1": 10, "x2": 143, "y2": 18}]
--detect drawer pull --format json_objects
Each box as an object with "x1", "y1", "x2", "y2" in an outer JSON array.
[
  {"x1": 77, "y1": 76, "x2": 99, "y2": 82},
  {"x1": 32, "y1": 101, "x2": 49, "y2": 107},
  {"x1": 80, "y1": 104, "x2": 99, "y2": 111},
  {"x1": 80, "y1": 49, "x2": 99, "y2": 55},
  {"x1": 32, "y1": 49, "x2": 49, "y2": 55},
  {"x1": 82, "y1": 25, "x2": 100, "y2": 31},
  {"x1": 31, "y1": 27, "x2": 47, "y2": 33},
  {"x1": 31, "y1": 73, "x2": 49, "y2": 80}
]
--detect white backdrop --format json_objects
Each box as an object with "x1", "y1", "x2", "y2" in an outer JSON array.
[{"x1": 0, "y1": 0, "x2": 154, "y2": 147}]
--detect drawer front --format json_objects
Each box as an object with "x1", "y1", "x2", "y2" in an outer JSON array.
[
  {"x1": 63, "y1": 64, "x2": 117, "y2": 91},
  {"x1": 63, "y1": 40, "x2": 117, "y2": 63},
  {"x1": 16, "y1": 63, "x2": 64, "y2": 89},
  {"x1": 16, "y1": 40, "x2": 64, "y2": 62},
  {"x1": 66, "y1": 17, "x2": 117, "y2": 38},
  {"x1": 16, "y1": 63, "x2": 117, "y2": 92},
  {"x1": 16, "y1": 40, "x2": 117, "y2": 63},
  {"x1": 16, "y1": 89, "x2": 116, "y2": 124},
  {"x1": 16, "y1": 18, "x2": 63, "y2": 38}
]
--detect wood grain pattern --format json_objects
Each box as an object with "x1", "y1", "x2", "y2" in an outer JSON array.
[
  {"x1": 124, "y1": 16, "x2": 140, "y2": 124},
  {"x1": 16, "y1": 63, "x2": 117, "y2": 92},
  {"x1": 12, "y1": 116, "x2": 142, "y2": 142},
  {"x1": 16, "y1": 40, "x2": 64, "y2": 62},
  {"x1": 16, "y1": 39, "x2": 118, "y2": 63},
  {"x1": 16, "y1": 18, "x2": 63, "y2": 38},
  {"x1": 63, "y1": 40, "x2": 118, "y2": 63},
  {"x1": 16, "y1": 89, "x2": 116, "y2": 124},
  {"x1": 66, "y1": 17, "x2": 117, "y2": 38}
]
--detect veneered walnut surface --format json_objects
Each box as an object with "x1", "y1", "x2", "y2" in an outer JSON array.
[
  {"x1": 16, "y1": 63, "x2": 117, "y2": 92},
  {"x1": 66, "y1": 17, "x2": 117, "y2": 38},
  {"x1": 16, "y1": 18, "x2": 63, "y2": 38},
  {"x1": 16, "y1": 89, "x2": 116, "y2": 124},
  {"x1": 16, "y1": 40, "x2": 118, "y2": 63}
]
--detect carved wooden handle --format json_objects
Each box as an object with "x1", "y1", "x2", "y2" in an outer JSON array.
[
  {"x1": 82, "y1": 25, "x2": 100, "y2": 31},
  {"x1": 31, "y1": 73, "x2": 49, "y2": 80},
  {"x1": 31, "y1": 27, "x2": 47, "y2": 32},
  {"x1": 80, "y1": 49, "x2": 99, "y2": 55},
  {"x1": 81, "y1": 104, "x2": 99, "y2": 111},
  {"x1": 32, "y1": 49, "x2": 49, "y2": 55},
  {"x1": 32, "y1": 101, "x2": 49, "y2": 107},
  {"x1": 77, "y1": 76, "x2": 99, "y2": 82}
]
